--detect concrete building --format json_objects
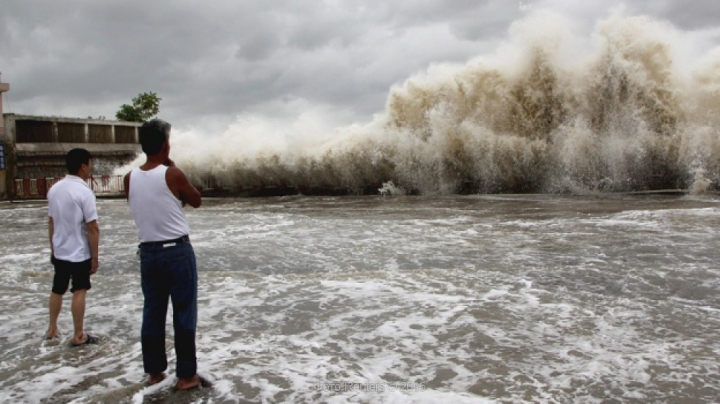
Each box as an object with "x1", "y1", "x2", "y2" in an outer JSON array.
[
  {"x1": 0, "y1": 73, "x2": 9, "y2": 198},
  {"x1": 0, "y1": 77, "x2": 141, "y2": 199},
  {"x1": 0, "y1": 67, "x2": 142, "y2": 200}
]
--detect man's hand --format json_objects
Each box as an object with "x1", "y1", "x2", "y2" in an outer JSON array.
[
  {"x1": 87, "y1": 220, "x2": 100, "y2": 275},
  {"x1": 90, "y1": 257, "x2": 99, "y2": 275},
  {"x1": 49, "y1": 217, "x2": 55, "y2": 264}
]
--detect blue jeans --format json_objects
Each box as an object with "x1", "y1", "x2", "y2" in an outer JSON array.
[{"x1": 139, "y1": 240, "x2": 197, "y2": 378}]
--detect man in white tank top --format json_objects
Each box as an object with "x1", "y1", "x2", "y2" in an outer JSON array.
[{"x1": 123, "y1": 119, "x2": 203, "y2": 390}]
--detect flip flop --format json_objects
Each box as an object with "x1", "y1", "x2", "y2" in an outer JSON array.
[{"x1": 71, "y1": 334, "x2": 99, "y2": 347}]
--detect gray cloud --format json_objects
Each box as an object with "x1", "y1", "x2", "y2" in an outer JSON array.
[
  {"x1": 0, "y1": 0, "x2": 715, "y2": 134},
  {"x1": 621, "y1": 0, "x2": 720, "y2": 30}
]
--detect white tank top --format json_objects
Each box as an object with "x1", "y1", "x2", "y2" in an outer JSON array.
[{"x1": 129, "y1": 165, "x2": 190, "y2": 243}]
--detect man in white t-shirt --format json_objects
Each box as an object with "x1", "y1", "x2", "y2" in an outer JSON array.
[{"x1": 46, "y1": 148, "x2": 100, "y2": 346}]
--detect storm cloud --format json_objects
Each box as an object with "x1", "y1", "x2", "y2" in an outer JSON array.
[{"x1": 1, "y1": 0, "x2": 717, "y2": 135}]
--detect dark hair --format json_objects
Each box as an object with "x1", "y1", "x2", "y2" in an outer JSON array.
[
  {"x1": 66, "y1": 148, "x2": 92, "y2": 174},
  {"x1": 139, "y1": 119, "x2": 171, "y2": 155}
]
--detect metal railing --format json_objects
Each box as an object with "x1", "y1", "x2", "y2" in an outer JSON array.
[{"x1": 14, "y1": 175, "x2": 125, "y2": 198}]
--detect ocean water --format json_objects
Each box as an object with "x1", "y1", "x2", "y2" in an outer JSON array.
[
  {"x1": 119, "y1": 12, "x2": 720, "y2": 196},
  {"x1": 1, "y1": 194, "x2": 719, "y2": 403}
]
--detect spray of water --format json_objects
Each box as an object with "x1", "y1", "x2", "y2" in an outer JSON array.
[{"x1": 118, "y1": 11, "x2": 720, "y2": 194}]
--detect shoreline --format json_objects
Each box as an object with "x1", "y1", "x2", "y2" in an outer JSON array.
[{"x1": 2, "y1": 188, "x2": 715, "y2": 203}]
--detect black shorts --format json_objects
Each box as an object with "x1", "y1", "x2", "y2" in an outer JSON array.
[{"x1": 51, "y1": 256, "x2": 92, "y2": 294}]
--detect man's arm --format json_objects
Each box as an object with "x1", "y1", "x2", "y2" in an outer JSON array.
[
  {"x1": 123, "y1": 172, "x2": 130, "y2": 200},
  {"x1": 166, "y1": 163, "x2": 202, "y2": 208},
  {"x1": 48, "y1": 217, "x2": 54, "y2": 262},
  {"x1": 87, "y1": 220, "x2": 99, "y2": 274}
]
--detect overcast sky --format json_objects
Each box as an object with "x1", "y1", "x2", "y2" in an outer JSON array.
[{"x1": 1, "y1": 0, "x2": 718, "y2": 138}]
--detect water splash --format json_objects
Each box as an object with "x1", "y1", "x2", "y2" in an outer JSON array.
[
  {"x1": 378, "y1": 181, "x2": 406, "y2": 196},
  {"x1": 120, "y1": 11, "x2": 720, "y2": 195}
]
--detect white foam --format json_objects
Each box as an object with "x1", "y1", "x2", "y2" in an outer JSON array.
[{"x1": 2, "y1": 196, "x2": 720, "y2": 402}]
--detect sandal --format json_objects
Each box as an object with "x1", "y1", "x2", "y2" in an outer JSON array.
[{"x1": 71, "y1": 334, "x2": 99, "y2": 347}]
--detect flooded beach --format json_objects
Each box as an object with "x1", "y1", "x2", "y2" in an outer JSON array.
[{"x1": 1, "y1": 194, "x2": 719, "y2": 403}]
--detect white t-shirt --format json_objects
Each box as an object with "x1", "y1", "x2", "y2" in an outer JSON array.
[{"x1": 47, "y1": 175, "x2": 98, "y2": 262}]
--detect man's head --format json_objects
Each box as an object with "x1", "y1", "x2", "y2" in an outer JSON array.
[
  {"x1": 66, "y1": 148, "x2": 92, "y2": 179},
  {"x1": 139, "y1": 119, "x2": 172, "y2": 156}
]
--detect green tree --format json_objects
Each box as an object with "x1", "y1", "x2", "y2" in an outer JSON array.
[{"x1": 115, "y1": 92, "x2": 161, "y2": 122}]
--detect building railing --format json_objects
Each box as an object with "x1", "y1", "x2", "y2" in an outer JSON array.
[
  {"x1": 14, "y1": 175, "x2": 126, "y2": 198},
  {"x1": 11, "y1": 174, "x2": 358, "y2": 198}
]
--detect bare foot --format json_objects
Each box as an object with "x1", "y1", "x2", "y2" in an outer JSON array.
[
  {"x1": 45, "y1": 328, "x2": 60, "y2": 340},
  {"x1": 176, "y1": 374, "x2": 200, "y2": 390},
  {"x1": 147, "y1": 372, "x2": 166, "y2": 385}
]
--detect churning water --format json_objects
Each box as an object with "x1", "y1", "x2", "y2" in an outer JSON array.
[
  {"x1": 1, "y1": 195, "x2": 719, "y2": 403},
  {"x1": 6, "y1": 8, "x2": 720, "y2": 404},
  {"x1": 140, "y1": 12, "x2": 720, "y2": 196}
]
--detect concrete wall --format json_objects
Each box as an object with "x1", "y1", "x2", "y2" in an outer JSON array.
[
  {"x1": 0, "y1": 73, "x2": 8, "y2": 139},
  {"x1": 2, "y1": 114, "x2": 142, "y2": 199},
  {"x1": 0, "y1": 74, "x2": 10, "y2": 200}
]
